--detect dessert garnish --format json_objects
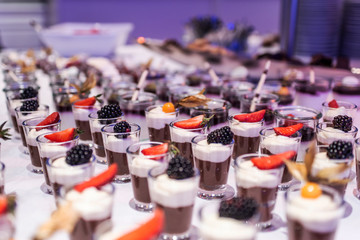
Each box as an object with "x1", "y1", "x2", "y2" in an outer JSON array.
[
  {"x1": 20, "y1": 86, "x2": 38, "y2": 99},
  {"x1": 326, "y1": 140, "x2": 353, "y2": 160},
  {"x1": 65, "y1": 144, "x2": 93, "y2": 166},
  {"x1": 0, "y1": 121, "x2": 11, "y2": 141},
  {"x1": 166, "y1": 154, "x2": 194, "y2": 179},
  {"x1": 207, "y1": 126, "x2": 234, "y2": 145},
  {"x1": 301, "y1": 182, "x2": 322, "y2": 199},
  {"x1": 141, "y1": 143, "x2": 169, "y2": 156},
  {"x1": 332, "y1": 115, "x2": 352, "y2": 132},
  {"x1": 234, "y1": 109, "x2": 266, "y2": 122},
  {"x1": 251, "y1": 151, "x2": 296, "y2": 170},
  {"x1": 97, "y1": 104, "x2": 122, "y2": 118},
  {"x1": 0, "y1": 196, "x2": 7, "y2": 215},
  {"x1": 328, "y1": 99, "x2": 339, "y2": 108},
  {"x1": 73, "y1": 94, "x2": 102, "y2": 106},
  {"x1": 20, "y1": 100, "x2": 39, "y2": 111},
  {"x1": 277, "y1": 86, "x2": 290, "y2": 96},
  {"x1": 219, "y1": 197, "x2": 258, "y2": 221},
  {"x1": 35, "y1": 112, "x2": 60, "y2": 131},
  {"x1": 274, "y1": 123, "x2": 303, "y2": 137},
  {"x1": 69, "y1": 73, "x2": 97, "y2": 103},
  {"x1": 114, "y1": 121, "x2": 131, "y2": 139},
  {"x1": 44, "y1": 128, "x2": 80, "y2": 142},
  {"x1": 162, "y1": 102, "x2": 176, "y2": 113},
  {"x1": 174, "y1": 114, "x2": 213, "y2": 129},
  {"x1": 177, "y1": 89, "x2": 211, "y2": 108}
]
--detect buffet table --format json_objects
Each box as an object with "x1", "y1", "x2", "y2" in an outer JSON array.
[{"x1": 1, "y1": 45, "x2": 360, "y2": 240}]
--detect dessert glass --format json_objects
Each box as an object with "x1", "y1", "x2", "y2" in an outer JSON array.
[
  {"x1": 168, "y1": 85, "x2": 201, "y2": 115},
  {"x1": 0, "y1": 162, "x2": 4, "y2": 194},
  {"x1": 260, "y1": 127, "x2": 301, "y2": 190},
  {"x1": 148, "y1": 164, "x2": 200, "y2": 239},
  {"x1": 104, "y1": 81, "x2": 137, "y2": 105},
  {"x1": 221, "y1": 81, "x2": 254, "y2": 108},
  {"x1": 354, "y1": 138, "x2": 360, "y2": 199},
  {"x1": 36, "y1": 133, "x2": 80, "y2": 194},
  {"x1": 240, "y1": 92, "x2": 279, "y2": 126},
  {"x1": 316, "y1": 122, "x2": 358, "y2": 146},
  {"x1": 126, "y1": 141, "x2": 170, "y2": 212},
  {"x1": 72, "y1": 103, "x2": 101, "y2": 143},
  {"x1": 322, "y1": 101, "x2": 358, "y2": 122},
  {"x1": 285, "y1": 184, "x2": 344, "y2": 240},
  {"x1": 274, "y1": 106, "x2": 322, "y2": 162},
  {"x1": 23, "y1": 117, "x2": 61, "y2": 174},
  {"x1": 89, "y1": 112, "x2": 123, "y2": 164},
  {"x1": 191, "y1": 134, "x2": 234, "y2": 199},
  {"x1": 145, "y1": 105, "x2": 179, "y2": 142},
  {"x1": 235, "y1": 153, "x2": 283, "y2": 229},
  {"x1": 101, "y1": 123, "x2": 140, "y2": 183}
]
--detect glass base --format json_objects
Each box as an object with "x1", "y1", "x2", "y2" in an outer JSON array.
[
  {"x1": 160, "y1": 226, "x2": 198, "y2": 240},
  {"x1": 256, "y1": 213, "x2": 284, "y2": 232},
  {"x1": 40, "y1": 182, "x2": 53, "y2": 195},
  {"x1": 278, "y1": 179, "x2": 299, "y2": 191},
  {"x1": 343, "y1": 200, "x2": 353, "y2": 218},
  {"x1": 26, "y1": 164, "x2": 43, "y2": 174},
  {"x1": 96, "y1": 156, "x2": 107, "y2": 165},
  {"x1": 353, "y1": 188, "x2": 360, "y2": 200},
  {"x1": 129, "y1": 198, "x2": 154, "y2": 212},
  {"x1": 19, "y1": 145, "x2": 29, "y2": 155},
  {"x1": 113, "y1": 175, "x2": 131, "y2": 184},
  {"x1": 197, "y1": 184, "x2": 235, "y2": 200}
]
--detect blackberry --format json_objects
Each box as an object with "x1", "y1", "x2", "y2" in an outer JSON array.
[
  {"x1": 333, "y1": 115, "x2": 352, "y2": 132},
  {"x1": 20, "y1": 87, "x2": 38, "y2": 99},
  {"x1": 20, "y1": 100, "x2": 39, "y2": 111},
  {"x1": 97, "y1": 104, "x2": 122, "y2": 119},
  {"x1": 207, "y1": 126, "x2": 234, "y2": 145},
  {"x1": 167, "y1": 155, "x2": 194, "y2": 180},
  {"x1": 114, "y1": 121, "x2": 131, "y2": 139},
  {"x1": 300, "y1": 125, "x2": 315, "y2": 142},
  {"x1": 327, "y1": 140, "x2": 353, "y2": 159},
  {"x1": 65, "y1": 144, "x2": 93, "y2": 166},
  {"x1": 219, "y1": 197, "x2": 258, "y2": 221}
]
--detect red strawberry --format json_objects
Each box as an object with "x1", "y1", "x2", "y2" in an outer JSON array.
[
  {"x1": 44, "y1": 128, "x2": 76, "y2": 142},
  {"x1": 174, "y1": 115, "x2": 205, "y2": 129},
  {"x1": 251, "y1": 151, "x2": 296, "y2": 170},
  {"x1": 234, "y1": 110, "x2": 266, "y2": 123},
  {"x1": 141, "y1": 143, "x2": 169, "y2": 156},
  {"x1": 0, "y1": 196, "x2": 7, "y2": 215},
  {"x1": 36, "y1": 112, "x2": 60, "y2": 131},
  {"x1": 328, "y1": 99, "x2": 339, "y2": 108},
  {"x1": 74, "y1": 94, "x2": 102, "y2": 106},
  {"x1": 274, "y1": 123, "x2": 303, "y2": 136},
  {"x1": 287, "y1": 114, "x2": 295, "y2": 118},
  {"x1": 74, "y1": 164, "x2": 117, "y2": 192}
]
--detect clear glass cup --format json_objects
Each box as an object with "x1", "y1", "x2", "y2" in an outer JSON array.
[
  {"x1": 105, "y1": 81, "x2": 136, "y2": 105},
  {"x1": 148, "y1": 164, "x2": 200, "y2": 239},
  {"x1": 191, "y1": 134, "x2": 234, "y2": 199},
  {"x1": 169, "y1": 119, "x2": 207, "y2": 165},
  {"x1": 101, "y1": 123, "x2": 140, "y2": 183},
  {"x1": 354, "y1": 138, "x2": 360, "y2": 199},
  {"x1": 126, "y1": 141, "x2": 170, "y2": 212},
  {"x1": 89, "y1": 112, "x2": 123, "y2": 164},
  {"x1": 0, "y1": 208, "x2": 15, "y2": 240},
  {"x1": 46, "y1": 154, "x2": 96, "y2": 201},
  {"x1": 23, "y1": 116, "x2": 61, "y2": 174},
  {"x1": 240, "y1": 92, "x2": 279, "y2": 126},
  {"x1": 316, "y1": 122, "x2": 358, "y2": 146},
  {"x1": 145, "y1": 105, "x2": 179, "y2": 142},
  {"x1": 72, "y1": 103, "x2": 101, "y2": 143},
  {"x1": 285, "y1": 184, "x2": 344, "y2": 240},
  {"x1": 0, "y1": 162, "x2": 4, "y2": 194},
  {"x1": 36, "y1": 133, "x2": 80, "y2": 194},
  {"x1": 15, "y1": 104, "x2": 49, "y2": 154},
  {"x1": 322, "y1": 100, "x2": 358, "y2": 122},
  {"x1": 274, "y1": 106, "x2": 322, "y2": 162},
  {"x1": 221, "y1": 81, "x2": 254, "y2": 108},
  {"x1": 168, "y1": 85, "x2": 202, "y2": 116},
  {"x1": 259, "y1": 127, "x2": 301, "y2": 190},
  {"x1": 228, "y1": 114, "x2": 263, "y2": 160},
  {"x1": 332, "y1": 76, "x2": 360, "y2": 103},
  {"x1": 234, "y1": 153, "x2": 283, "y2": 230}
]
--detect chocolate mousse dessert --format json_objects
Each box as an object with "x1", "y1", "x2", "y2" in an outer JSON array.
[
  {"x1": 221, "y1": 81, "x2": 254, "y2": 108},
  {"x1": 0, "y1": 162, "x2": 4, "y2": 194},
  {"x1": 355, "y1": 139, "x2": 360, "y2": 199},
  {"x1": 322, "y1": 99, "x2": 357, "y2": 122}
]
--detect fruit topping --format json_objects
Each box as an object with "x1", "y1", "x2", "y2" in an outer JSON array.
[
  {"x1": 114, "y1": 121, "x2": 131, "y2": 139},
  {"x1": 174, "y1": 115, "x2": 212, "y2": 129},
  {"x1": 219, "y1": 197, "x2": 258, "y2": 221},
  {"x1": 20, "y1": 86, "x2": 38, "y2": 99},
  {"x1": 141, "y1": 143, "x2": 169, "y2": 156},
  {"x1": 300, "y1": 125, "x2": 315, "y2": 141},
  {"x1": 332, "y1": 115, "x2": 352, "y2": 132},
  {"x1": 74, "y1": 94, "x2": 102, "y2": 106},
  {"x1": 207, "y1": 126, "x2": 234, "y2": 145},
  {"x1": 97, "y1": 104, "x2": 122, "y2": 119},
  {"x1": 326, "y1": 140, "x2": 353, "y2": 159},
  {"x1": 74, "y1": 164, "x2": 118, "y2": 192},
  {"x1": 234, "y1": 109, "x2": 266, "y2": 123},
  {"x1": 36, "y1": 112, "x2": 60, "y2": 130},
  {"x1": 162, "y1": 102, "x2": 175, "y2": 113},
  {"x1": 0, "y1": 121, "x2": 11, "y2": 141},
  {"x1": 65, "y1": 144, "x2": 93, "y2": 166},
  {"x1": 44, "y1": 128, "x2": 78, "y2": 142},
  {"x1": 328, "y1": 99, "x2": 339, "y2": 108},
  {"x1": 301, "y1": 182, "x2": 322, "y2": 199},
  {"x1": 274, "y1": 123, "x2": 303, "y2": 136},
  {"x1": 251, "y1": 151, "x2": 296, "y2": 170},
  {"x1": 167, "y1": 154, "x2": 194, "y2": 179},
  {"x1": 0, "y1": 196, "x2": 7, "y2": 215},
  {"x1": 20, "y1": 100, "x2": 39, "y2": 111}
]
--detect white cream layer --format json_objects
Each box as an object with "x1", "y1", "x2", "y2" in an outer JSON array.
[
  {"x1": 261, "y1": 134, "x2": 299, "y2": 154},
  {"x1": 39, "y1": 145, "x2": 69, "y2": 158},
  {"x1": 193, "y1": 139, "x2": 232, "y2": 163},
  {"x1": 105, "y1": 135, "x2": 138, "y2": 153},
  {"x1": 323, "y1": 106, "x2": 347, "y2": 121},
  {"x1": 317, "y1": 127, "x2": 354, "y2": 145},
  {"x1": 311, "y1": 152, "x2": 351, "y2": 180},
  {"x1": 27, "y1": 129, "x2": 53, "y2": 146},
  {"x1": 170, "y1": 127, "x2": 202, "y2": 143},
  {"x1": 146, "y1": 106, "x2": 177, "y2": 129},
  {"x1": 230, "y1": 120, "x2": 262, "y2": 138},
  {"x1": 73, "y1": 107, "x2": 92, "y2": 121},
  {"x1": 129, "y1": 156, "x2": 162, "y2": 178}
]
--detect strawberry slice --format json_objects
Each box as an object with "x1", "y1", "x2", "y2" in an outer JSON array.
[
  {"x1": 328, "y1": 99, "x2": 339, "y2": 108},
  {"x1": 74, "y1": 164, "x2": 118, "y2": 192},
  {"x1": 234, "y1": 110, "x2": 266, "y2": 123},
  {"x1": 174, "y1": 115, "x2": 206, "y2": 129},
  {"x1": 251, "y1": 151, "x2": 296, "y2": 170},
  {"x1": 287, "y1": 114, "x2": 295, "y2": 118},
  {"x1": 141, "y1": 143, "x2": 168, "y2": 156},
  {"x1": 36, "y1": 112, "x2": 60, "y2": 131},
  {"x1": 0, "y1": 196, "x2": 7, "y2": 215},
  {"x1": 74, "y1": 94, "x2": 101, "y2": 106},
  {"x1": 274, "y1": 123, "x2": 303, "y2": 136},
  {"x1": 44, "y1": 128, "x2": 76, "y2": 142},
  {"x1": 116, "y1": 209, "x2": 164, "y2": 240}
]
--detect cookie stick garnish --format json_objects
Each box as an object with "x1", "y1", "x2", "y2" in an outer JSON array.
[
  {"x1": 250, "y1": 60, "x2": 271, "y2": 112},
  {"x1": 205, "y1": 62, "x2": 219, "y2": 84}
]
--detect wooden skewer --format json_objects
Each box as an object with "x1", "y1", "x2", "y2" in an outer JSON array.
[
  {"x1": 250, "y1": 60, "x2": 271, "y2": 112},
  {"x1": 0, "y1": 63, "x2": 20, "y2": 82},
  {"x1": 309, "y1": 68, "x2": 315, "y2": 84},
  {"x1": 131, "y1": 69, "x2": 149, "y2": 101},
  {"x1": 205, "y1": 62, "x2": 219, "y2": 83}
]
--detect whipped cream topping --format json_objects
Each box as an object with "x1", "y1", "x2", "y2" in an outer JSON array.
[
  {"x1": 261, "y1": 133, "x2": 299, "y2": 154},
  {"x1": 229, "y1": 119, "x2": 262, "y2": 138},
  {"x1": 73, "y1": 107, "x2": 93, "y2": 121},
  {"x1": 66, "y1": 187, "x2": 113, "y2": 221},
  {"x1": 236, "y1": 161, "x2": 281, "y2": 188},
  {"x1": 9, "y1": 99, "x2": 23, "y2": 114},
  {"x1": 129, "y1": 156, "x2": 162, "y2": 178},
  {"x1": 200, "y1": 213, "x2": 256, "y2": 240},
  {"x1": 323, "y1": 106, "x2": 347, "y2": 121},
  {"x1": 311, "y1": 152, "x2": 351, "y2": 180},
  {"x1": 17, "y1": 111, "x2": 46, "y2": 124},
  {"x1": 170, "y1": 126, "x2": 203, "y2": 143},
  {"x1": 89, "y1": 118, "x2": 104, "y2": 132},
  {"x1": 39, "y1": 145, "x2": 69, "y2": 158},
  {"x1": 150, "y1": 174, "x2": 198, "y2": 208},
  {"x1": 193, "y1": 139, "x2": 232, "y2": 163},
  {"x1": 317, "y1": 127, "x2": 355, "y2": 145},
  {"x1": 27, "y1": 129, "x2": 53, "y2": 146},
  {"x1": 146, "y1": 106, "x2": 177, "y2": 129},
  {"x1": 287, "y1": 194, "x2": 344, "y2": 233},
  {"x1": 105, "y1": 135, "x2": 138, "y2": 153}
]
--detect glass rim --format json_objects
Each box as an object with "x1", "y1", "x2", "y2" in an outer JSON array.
[
  {"x1": 0, "y1": 161, "x2": 5, "y2": 171},
  {"x1": 118, "y1": 91, "x2": 158, "y2": 104},
  {"x1": 14, "y1": 104, "x2": 49, "y2": 114},
  {"x1": 316, "y1": 122, "x2": 358, "y2": 134},
  {"x1": 321, "y1": 100, "x2": 357, "y2": 109},
  {"x1": 228, "y1": 114, "x2": 265, "y2": 125},
  {"x1": 169, "y1": 119, "x2": 208, "y2": 131},
  {"x1": 3, "y1": 83, "x2": 40, "y2": 93},
  {"x1": 88, "y1": 112, "x2": 124, "y2": 121},
  {"x1": 191, "y1": 134, "x2": 234, "y2": 146},
  {"x1": 316, "y1": 145, "x2": 354, "y2": 162},
  {"x1": 36, "y1": 133, "x2": 80, "y2": 145},
  {"x1": 240, "y1": 92, "x2": 280, "y2": 103},
  {"x1": 274, "y1": 106, "x2": 322, "y2": 121},
  {"x1": 356, "y1": 138, "x2": 360, "y2": 145},
  {"x1": 22, "y1": 116, "x2": 61, "y2": 128},
  {"x1": 234, "y1": 153, "x2": 285, "y2": 173},
  {"x1": 148, "y1": 163, "x2": 200, "y2": 179},
  {"x1": 145, "y1": 104, "x2": 180, "y2": 114},
  {"x1": 101, "y1": 122, "x2": 141, "y2": 135},
  {"x1": 7, "y1": 95, "x2": 38, "y2": 102},
  {"x1": 59, "y1": 182, "x2": 115, "y2": 200},
  {"x1": 126, "y1": 141, "x2": 170, "y2": 159},
  {"x1": 259, "y1": 127, "x2": 302, "y2": 138},
  {"x1": 192, "y1": 99, "x2": 232, "y2": 110},
  {"x1": 72, "y1": 103, "x2": 102, "y2": 109},
  {"x1": 46, "y1": 153, "x2": 96, "y2": 169}
]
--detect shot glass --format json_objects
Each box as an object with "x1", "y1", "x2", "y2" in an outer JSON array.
[
  {"x1": 316, "y1": 122, "x2": 358, "y2": 146},
  {"x1": 260, "y1": 127, "x2": 301, "y2": 190},
  {"x1": 191, "y1": 134, "x2": 234, "y2": 199},
  {"x1": 101, "y1": 123, "x2": 140, "y2": 183},
  {"x1": 126, "y1": 141, "x2": 170, "y2": 212},
  {"x1": 322, "y1": 100, "x2": 358, "y2": 122},
  {"x1": 72, "y1": 103, "x2": 101, "y2": 143},
  {"x1": 235, "y1": 153, "x2": 283, "y2": 229},
  {"x1": 221, "y1": 81, "x2": 254, "y2": 108},
  {"x1": 0, "y1": 162, "x2": 4, "y2": 194},
  {"x1": 168, "y1": 85, "x2": 202, "y2": 115},
  {"x1": 104, "y1": 81, "x2": 136, "y2": 105},
  {"x1": 354, "y1": 138, "x2": 360, "y2": 199}
]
